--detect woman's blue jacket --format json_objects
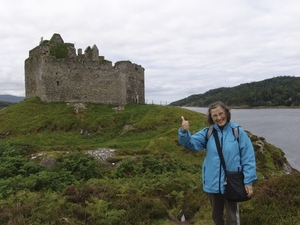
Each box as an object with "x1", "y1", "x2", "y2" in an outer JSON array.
[{"x1": 178, "y1": 121, "x2": 257, "y2": 194}]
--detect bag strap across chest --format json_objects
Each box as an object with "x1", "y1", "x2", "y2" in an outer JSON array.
[{"x1": 212, "y1": 129, "x2": 227, "y2": 171}]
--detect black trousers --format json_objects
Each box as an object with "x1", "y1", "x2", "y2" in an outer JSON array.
[{"x1": 207, "y1": 193, "x2": 240, "y2": 225}]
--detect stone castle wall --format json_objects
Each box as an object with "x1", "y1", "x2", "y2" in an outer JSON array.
[{"x1": 25, "y1": 34, "x2": 145, "y2": 105}]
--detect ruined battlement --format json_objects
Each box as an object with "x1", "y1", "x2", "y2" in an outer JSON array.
[{"x1": 25, "y1": 33, "x2": 145, "y2": 105}]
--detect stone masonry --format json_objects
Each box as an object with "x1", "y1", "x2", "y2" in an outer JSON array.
[{"x1": 25, "y1": 33, "x2": 145, "y2": 105}]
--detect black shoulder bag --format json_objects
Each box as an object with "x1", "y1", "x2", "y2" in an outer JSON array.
[{"x1": 212, "y1": 128, "x2": 250, "y2": 202}]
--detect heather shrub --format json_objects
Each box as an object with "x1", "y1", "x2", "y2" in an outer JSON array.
[
  {"x1": 241, "y1": 173, "x2": 300, "y2": 225},
  {"x1": 54, "y1": 150, "x2": 104, "y2": 180},
  {"x1": 0, "y1": 101, "x2": 299, "y2": 224}
]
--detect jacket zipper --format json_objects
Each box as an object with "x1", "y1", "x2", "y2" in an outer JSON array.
[{"x1": 219, "y1": 131, "x2": 223, "y2": 194}]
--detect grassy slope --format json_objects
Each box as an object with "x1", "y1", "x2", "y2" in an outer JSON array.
[
  {"x1": 0, "y1": 97, "x2": 298, "y2": 224},
  {"x1": 0, "y1": 97, "x2": 202, "y2": 147},
  {"x1": 0, "y1": 97, "x2": 290, "y2": 176}
]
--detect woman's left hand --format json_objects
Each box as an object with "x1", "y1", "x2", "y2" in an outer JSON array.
[{"x1": 245, "y1": 185, "x2": 253, "y2": 198}]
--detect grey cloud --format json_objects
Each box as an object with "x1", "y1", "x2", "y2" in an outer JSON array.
[{"x1": 1, "y1": 0, "x2": 300, "y2": 104}]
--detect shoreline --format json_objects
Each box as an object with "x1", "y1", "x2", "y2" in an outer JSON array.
[
  {"x1": 291, "y1": 167, "x2": 299, "y2": 174},
  {"x1": 183, "y1": 106, "x2": 300, "y2": 173}
]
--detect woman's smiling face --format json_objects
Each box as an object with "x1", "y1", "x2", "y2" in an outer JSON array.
[{"x1": 210, "y1": 106, "x2": 227, "y2": 126}]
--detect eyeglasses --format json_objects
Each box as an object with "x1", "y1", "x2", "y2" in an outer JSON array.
[{"x1": 211, "y1": 112, "x2": 225, "y2": 119}]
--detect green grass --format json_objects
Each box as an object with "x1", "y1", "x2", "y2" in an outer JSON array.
[
  {"x1": 0, "y1": 97, "x2": 299, "y2": 225},
  {"x1": 0, "y1": 97, "x2": 205, "y2": 152},
  {"x1": 0, "y1": 97, "x2": 290, "y2": 178}
]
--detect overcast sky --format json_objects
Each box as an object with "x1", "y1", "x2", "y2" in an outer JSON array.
[{"x1": 1, "y1": 0, "x2": 300, "y2": 104}]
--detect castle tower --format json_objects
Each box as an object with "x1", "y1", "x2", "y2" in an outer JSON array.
[
  {"x1": 50, "y1": 33, "x2": 64, "y2": 44},
  {"x1": 25, "y1": 34, "x2": 145, "y2": 105}
]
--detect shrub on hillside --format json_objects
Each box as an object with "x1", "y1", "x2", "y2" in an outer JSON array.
[
  {"x1": 54, "y1": 150, "x2": 104, "y2": 180},
  {"x1": 241, "y1": 173, "x2": 300, "y2": 224}
]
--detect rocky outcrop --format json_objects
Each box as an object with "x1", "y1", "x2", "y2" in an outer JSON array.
[
  {"x1": 0, "y1": 131, "x2": 11, "y2": 139},
  {"x1": 29, "y1": 148, "x2": 116, "y2": 167}
]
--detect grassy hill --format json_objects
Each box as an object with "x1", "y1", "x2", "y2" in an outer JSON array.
[{"x1": 0, "y1": 97, "x2": 299, "y2": 224}]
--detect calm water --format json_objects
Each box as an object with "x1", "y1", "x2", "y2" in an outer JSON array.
[{"x1": 184, "y1": 107, "x2": 300, "y2": 171}]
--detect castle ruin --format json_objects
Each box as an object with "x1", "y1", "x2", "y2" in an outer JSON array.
[{"x1": 25, "y1": 33, "x2": 145, "y2": 105}]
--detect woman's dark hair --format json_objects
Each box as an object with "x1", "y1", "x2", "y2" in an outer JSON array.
[{"x1": 206, "y1": 101, "x2": 231, "y2": 125}]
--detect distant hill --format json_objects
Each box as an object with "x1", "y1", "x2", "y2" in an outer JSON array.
[
  {"x1": 0, "y1": 94, "x2": 25, "y2": 103},
  {"x1": 0, "y1": 101, "x2": 14, "y2": 109},
  {"x1": 169, "y1": 76, "x2": 300, "y2": 107}
]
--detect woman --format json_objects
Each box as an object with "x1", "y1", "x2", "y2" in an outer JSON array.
[{"x1": 178, "y1": 101, "x2": 257, "y2": 225}]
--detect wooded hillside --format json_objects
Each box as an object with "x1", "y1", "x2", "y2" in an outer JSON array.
[{"x1": 169, "y1": 76, "x2": 300, "y2": 107}]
